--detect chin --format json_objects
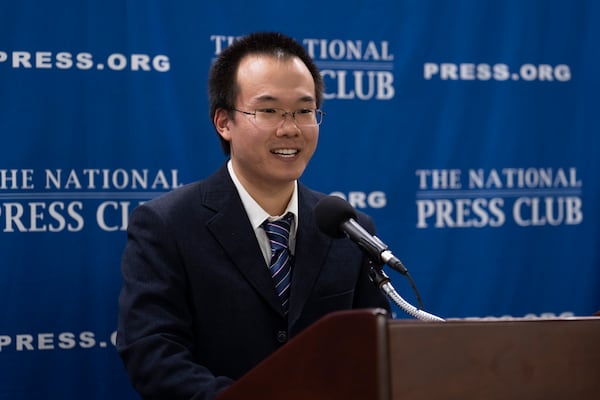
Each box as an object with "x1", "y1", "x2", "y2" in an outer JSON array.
[{"x1": 274, "y1": 167, "x2": 304, "y2": 182}]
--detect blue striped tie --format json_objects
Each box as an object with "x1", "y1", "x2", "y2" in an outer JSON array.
[{"x1": 262, "y1": 213, "x2": 293, "y2": 314}]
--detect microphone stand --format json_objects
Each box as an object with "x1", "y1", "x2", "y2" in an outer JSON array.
[{"x1": 369, "y1": 261, "x2": 444, "y2": 322}]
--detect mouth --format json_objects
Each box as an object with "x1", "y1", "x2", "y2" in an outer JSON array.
[{"x1": 271, "y1": 148, "x2": 299, "y2": 158}]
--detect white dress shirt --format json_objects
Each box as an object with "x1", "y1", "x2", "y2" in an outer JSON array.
[{"x1": 227, "y1": 160, "x2": 298, "y2": 265}]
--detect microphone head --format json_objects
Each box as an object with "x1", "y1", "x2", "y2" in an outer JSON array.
[{"x1": 314, "y1": 195, "x2": 358, "y2": 238}]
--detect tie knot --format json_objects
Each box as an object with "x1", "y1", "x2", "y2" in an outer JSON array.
[{"x1": 263, "y1": 213, "x2": 293, "y2": 251}]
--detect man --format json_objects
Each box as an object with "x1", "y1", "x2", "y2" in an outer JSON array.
[{"x1": 117, "y1": 32, "x2": 390, "y2": 400}]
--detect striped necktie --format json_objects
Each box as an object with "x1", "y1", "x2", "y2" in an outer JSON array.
[{"x1": 262, "y1": 213, "x2": 294, "y2": 314}]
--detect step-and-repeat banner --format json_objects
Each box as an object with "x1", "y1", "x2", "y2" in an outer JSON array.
[{"x1": 1, "y1": 0, "x2": 599, "y2": 398}]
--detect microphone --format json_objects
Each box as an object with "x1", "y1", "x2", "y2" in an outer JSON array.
[{"x1": 314, "y1": 195, "x2": 408, "y2": 275}]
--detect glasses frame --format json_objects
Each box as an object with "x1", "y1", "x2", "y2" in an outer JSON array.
[{"x1": 233, "y1": 107, "x2": 325, "y2": 128}]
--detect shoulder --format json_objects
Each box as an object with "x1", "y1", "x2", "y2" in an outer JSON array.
[
  {"x1": 297, "y1": 183, "x2": 326, "y2": 206},
  {"x1": 132, "y1": 164, "x2": 235, "y2": 222}
]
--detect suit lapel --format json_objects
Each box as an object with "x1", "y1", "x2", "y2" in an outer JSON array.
[
  {"x1": 203, "y1": 165, "x2": 284, "y2": 316},
  {"x1": 201, "y1": 167, "x2": 332, "y2": 320},
  {"x1": 288, "y1": 187, "x2": 331, "y2": 325}
]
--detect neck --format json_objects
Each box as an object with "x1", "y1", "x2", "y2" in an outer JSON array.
[
  {"x1": 231, "y1": 166, "x2": 295, "y2": 216},
  {"x1": 247, "y1": 182, "x2": 294, "y2": 216}
]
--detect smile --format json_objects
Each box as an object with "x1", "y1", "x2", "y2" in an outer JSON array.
[{"x1": 271, "y1": 148, "x2": 299, "y2": 157}]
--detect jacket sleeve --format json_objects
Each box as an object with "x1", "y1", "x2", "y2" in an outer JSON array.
[{"x1": 116, "y1": 203, "x2": 233, "y2": 400}]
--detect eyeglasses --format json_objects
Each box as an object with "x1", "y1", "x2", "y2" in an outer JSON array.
[{"x1": 233, "y1": 107, "x2": 325, "y2": 128}]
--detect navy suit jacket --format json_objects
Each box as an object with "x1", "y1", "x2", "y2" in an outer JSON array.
[{"x1": 117, "y1": 163, "x2": 391, "y2": 400}]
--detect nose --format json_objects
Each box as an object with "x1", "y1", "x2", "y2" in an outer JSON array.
[{"x1": 276, "y1": 114, "x2": 301, "y2": 135}]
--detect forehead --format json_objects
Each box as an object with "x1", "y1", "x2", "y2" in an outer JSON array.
[
  {"x1": 235, "y1": 54, "x2": 315, "y2": 103},
  {"x1": 237, "y1": 52, "x2": 306, "y2": 74}
]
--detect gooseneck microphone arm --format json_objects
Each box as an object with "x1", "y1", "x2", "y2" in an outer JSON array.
[
  {"x1": 314, "y1": 195, "x2": 445, "y2": 322},
  {"x1": 369, "y1": 263, "x2": 444, "y2": 322}
]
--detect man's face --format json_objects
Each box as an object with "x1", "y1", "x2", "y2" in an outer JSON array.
[{"x1": 216, "y1": 54, "x2": 319, "y2": 193}]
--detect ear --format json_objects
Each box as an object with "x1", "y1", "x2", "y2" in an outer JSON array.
[{"x1": 214, "y1": 108, "x2": 232, "y2": 141}]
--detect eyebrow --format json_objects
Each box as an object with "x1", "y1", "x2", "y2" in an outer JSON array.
[{"x1": 252, "y1": 94, "x2": 316, "y2": 104}]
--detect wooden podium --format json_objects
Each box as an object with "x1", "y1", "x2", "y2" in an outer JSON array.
[{"x1": 217, "y1": 309, "x2": 600, "y2": 400}]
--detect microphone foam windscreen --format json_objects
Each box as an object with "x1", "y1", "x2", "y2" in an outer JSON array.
[{"x1": 314, "y1": 195, "x2": 357, "y2": 238}]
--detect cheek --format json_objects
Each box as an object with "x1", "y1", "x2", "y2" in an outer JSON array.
[
  {"x1": 306, "y1": 130, "x2": 319, "y2": 150},
  {"x1": 230, "y1": 130, "x2": 264, "y2": 157}
]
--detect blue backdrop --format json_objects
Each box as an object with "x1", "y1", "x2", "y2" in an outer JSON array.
[{"x1": 1, "y1": 0, "x2": 599, "y2": 398}]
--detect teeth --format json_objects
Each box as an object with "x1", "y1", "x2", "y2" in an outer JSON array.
[{"x1": 272, "y1": 149, "x2": 298, "y2": 156}]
